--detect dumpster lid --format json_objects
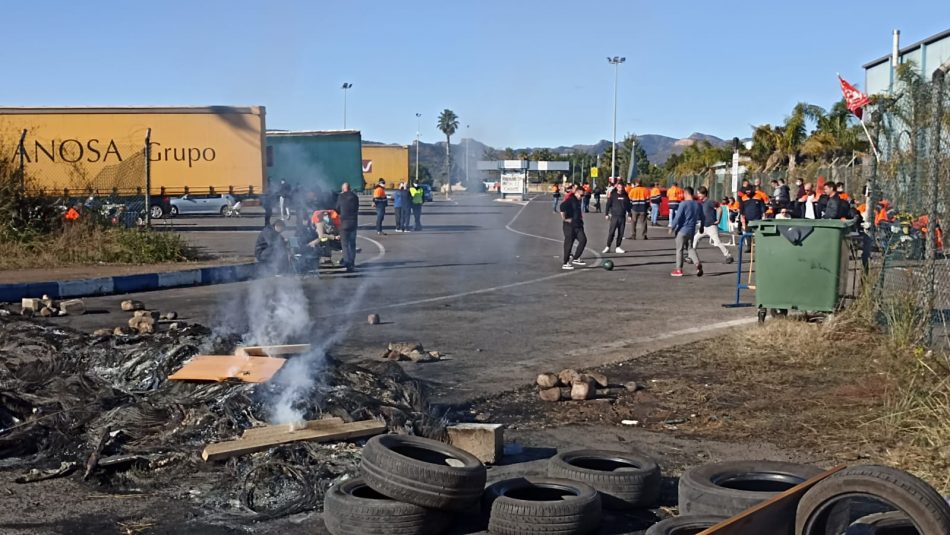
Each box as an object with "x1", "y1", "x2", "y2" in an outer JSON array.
[{"x1": 748, "y1": 219, "x2": 852, "y2": 230}]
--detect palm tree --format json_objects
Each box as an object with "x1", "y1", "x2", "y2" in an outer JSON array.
[
  {"x1": 780, "y1": 102, "x2": 825, "y2": 177},
  {"x1": 437, "y1": 109, "x2": 459, "y2": 197}
]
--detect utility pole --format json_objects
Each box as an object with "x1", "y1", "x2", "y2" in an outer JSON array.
[
  {"x1": 465, "y1": 124, "x2": 470, "y2": 186},
  {"x1": 415, "y1": 113, "x2": 421, "y2": 184},
  {"x1": 607, "y1": 56, "x2": 625, "y2": 180},
  {"x1": 341, "y1": 82, "x2": 353, "y2": 129}
]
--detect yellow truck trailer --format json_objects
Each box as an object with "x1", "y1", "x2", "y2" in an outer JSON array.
[
  {"x1": 362, "y1": 144, "x2": 409, "y2": 189},
  {"x1": 1, "y1": 106, "x2": 265, "y2": 196}
]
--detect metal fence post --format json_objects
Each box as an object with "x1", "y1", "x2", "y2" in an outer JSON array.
[
  {"x1": 144, "y1": 128, "x2": 152, "y2": 227},
  {"x1": 925, "y1": 59, "x2": 950, "y2": 344},
  {"x1": 17, "y1": 129, "x2": 27, "y2": 193}
]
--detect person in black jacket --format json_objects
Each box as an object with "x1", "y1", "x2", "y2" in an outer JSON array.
[
  {"x1": 820, "y1": 183, "x2": 850, "y2": 220},
  {"x1": 254, "y1": 220, "x2": 289, "y2": 274},
  {"x1": 559, "y1": 186, "x2": 587, "y2": 269},
  {"x1": 335, "y1": 182, "x2": 360, "y2": 272},
  {"x1": 602, "y1": 183, "x2": 629, "y2": 254}
]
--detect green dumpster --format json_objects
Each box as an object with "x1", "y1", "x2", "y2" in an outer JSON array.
[{"x1": 747, "y1": 219, "x2": 851, "y2": 317}]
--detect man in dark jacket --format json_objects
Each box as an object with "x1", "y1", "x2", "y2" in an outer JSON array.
[
  {"x1": 560, "y1": 186, "x2": 587, "y2": 269},
  {"x1": 335, "y1": 182, "x2": 360, "y2": 272},
  {"x1": 254, "y1": 220, "x2": 289, "y2": 274},
  {"x1": 602, "y1": 183, "x2": 629, "y2": 254},
  {"x1": 820, "y1": 183, "x2": 850, "y2": 220}
]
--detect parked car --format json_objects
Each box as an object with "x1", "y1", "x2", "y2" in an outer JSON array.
[
  {"x1": 148, "y1": 196, "x2": 172, "y2": 218},
  {"x1": 169, "y1": 194, "x2": 237, "y2": 216}
]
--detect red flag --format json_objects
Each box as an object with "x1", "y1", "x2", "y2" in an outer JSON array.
[{"x1": 838, "y1": 75, "x2": 870, "y2": 119}]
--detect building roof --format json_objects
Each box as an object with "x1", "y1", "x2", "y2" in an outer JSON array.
[
  {"x1": 266, "y1": 129, "x2": 361, "y2": 137},
  {"x1": 863, "y1": 27, "x2": 950, "y2": 69}
]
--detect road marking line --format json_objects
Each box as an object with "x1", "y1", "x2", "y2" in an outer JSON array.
[
  {"x1": 357, "y1": 235, "x2": 386, "y2": 264},
  {"x1": 504, "y1": 195, "x2": 602, "y2": 262}
]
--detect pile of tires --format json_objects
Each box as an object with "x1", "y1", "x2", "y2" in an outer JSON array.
[{"x1": 323, "y1": 434, "x2": 486, "y2": 535}]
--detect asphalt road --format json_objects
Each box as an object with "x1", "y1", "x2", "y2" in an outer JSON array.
[{"x1": 42, "y1": 193, "x2": 755, "y2": 404}]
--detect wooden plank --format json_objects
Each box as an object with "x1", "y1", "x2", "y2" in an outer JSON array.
[
  {"x1": 240, "y1": 417, "x2": 344, "y2": 439},
  {"x1": 202, "y1": 419, "x2": 386, "y2": 462},
  {"x1": 235, "y1": 344, "x2": 311, "y2": 357},
  {"x1": 168, "y1": 355, "x2": 286, "y2": 383},
  {"x1": 699, "y1": 465, "x2": 846, "y2": 535}
]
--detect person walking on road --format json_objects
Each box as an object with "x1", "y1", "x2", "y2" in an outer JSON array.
[
  {"x1": 603, "y1": 182, "x2": 629, "y2": 254},
  {"x1": 409, "y1": 183, "x2": 424, "y2": 231},
  {"x1": 582, "y1": 183, "x2": 593, "y2": 213},
  {"x1": 335, "y1": 182, "x2": 359, "y2": 272},
  {"x1": 666, "y1": 182, "x2": 685, "y2": 228},
  {"x1": 669, "y1": 187, "x2": 703, "y2": 277},
  {"x1": 551, "y1": 183, "x2": 561, "y2": 212},
  {"x1": 393, "y1": 183, "x2": 406, "y2": 232},
  {"x1": 560, "y1": 186, "x2": 587, "y2": 270},
  {"x1": 627, "y1": 180, "x2": 650, "y2": 240},
  {"x1": 649, "y1": 183, "x2": 663, "y2": 226},
  {"x1": 277, "y1": 179, "x2": 292, "y2": 221},
  {"x1": 692, "y1": 186, "x2": 734, "y2": 264},
  {"x1": 372, "y1": 179, "x2": 388, "y2": 235}
]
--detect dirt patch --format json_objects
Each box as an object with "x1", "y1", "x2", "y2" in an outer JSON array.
[{"x1": 459, "y1": 319, "x2": 945, "y2": 489}]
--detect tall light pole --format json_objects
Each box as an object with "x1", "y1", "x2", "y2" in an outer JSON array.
[
  {"x1": 341, "y1": 82, "x2": 353, "y2": 128},
  {"x1": 465, "y1": 124, "x2": 470, "y2": 185},
  {"x1": 607, "y1": 56, "x2": 625, "y2": 180},
  {"x1": 415, "y1": 113, "x2": 421, "y2": 184}
]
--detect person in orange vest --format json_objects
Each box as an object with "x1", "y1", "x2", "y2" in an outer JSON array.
[
  {"x1": 64, "y1": 205, "x2": 80, "y2": 222},
  {"x1": 627, "y1": 180, "x2": 651, "y2": 240},
  {"x1": 372, "y1": 179, "x2": 388, "y2": 235},
  {"x1": 582, "y1": 182, "x2": 593, "y2": 213},
  {"x1": 666, "y1": 182, "x2": 685, "y2": 228},
  {"x1": 649, "y1": 183, "x2": 663, "y2": 226},
  {"x1": 835, "y1": 182, "x2": 850, "y2": 203},
  {"x1": 551, "y1": 183, "x2": 561, "y2": 212}
]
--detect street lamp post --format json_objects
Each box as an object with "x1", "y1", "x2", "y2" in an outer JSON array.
[
  {"x1": 606, "y1": 56, "x2": 625, "y2": 180},
  {"x1": 341, "y1": 83, "x2": 353, "y2": 128},
  {"x1": 415, "y1": 113, "x2": 421, "y2": 184},
  {"x1": 465, "y1": 124, "x2": 470, "y2": 186}
]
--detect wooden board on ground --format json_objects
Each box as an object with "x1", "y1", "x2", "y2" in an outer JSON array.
[
  {"x1": 240, "y1": 417, "x2": 345, "y2": 440},
  {"x1": 201, "y1": 419, "x2": 386, "y2": 462},
  {"x1": 235, "y1": 344, "x2": 311, "y2": 357},
  {"x1": 168, "y1": 355, "x2": 286, "y2": 383},
  {"x1": 699, "y1": 465, "x2": 845, "y2": 535}
]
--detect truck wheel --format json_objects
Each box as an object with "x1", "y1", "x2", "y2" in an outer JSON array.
[{"x1": 796, "y1": 465, "x2": 950, "y2": 535}]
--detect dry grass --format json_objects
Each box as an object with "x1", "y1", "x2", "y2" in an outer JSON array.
[{"x1": 0, "y1": 224, "x2": 195, "y2": 270}]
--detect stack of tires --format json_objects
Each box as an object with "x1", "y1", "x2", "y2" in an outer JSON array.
[
  {"x1": 650, "y1": 461, "x2": 950, "y2": 534},
  {"x1": 324, "y1": 434, "x2": 486, "y2": 535}
]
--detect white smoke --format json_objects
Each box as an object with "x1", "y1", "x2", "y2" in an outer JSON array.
[{"x1": 243, "y1": 276, "x2": 311, "y2": 346}]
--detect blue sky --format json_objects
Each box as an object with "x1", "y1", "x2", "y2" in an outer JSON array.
[{"x1": 2, "y1": 1, "x2": 948, "y2": 148}]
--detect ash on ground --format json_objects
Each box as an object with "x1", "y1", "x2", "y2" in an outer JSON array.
[{"x1": 0, "y1": 316, "x2": 441, "y2": 519}]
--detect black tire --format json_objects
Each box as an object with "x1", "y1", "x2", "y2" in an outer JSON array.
[
  {"x1": 796, "y1": 465, "x2": 950, "y2": 535},
  {"x1": 149, "y1": 205, "x2": 164, "y2": 219},
  {"x1": 644, "y1": 515, "x2": 728, "y2": 535},
  {"x1": 678, "y1": 460, "x2": 823, "y2": 516},
  {"x1": 170, "y1": 205, "x2": 179, "y2": 217},
  {"x1": 547, "y1": 449, "x2": 661, "y2": 510},
  {"x1": 484, "y1": 477, "x2": 601, "y2": 535},
  {"x1": 323, "y1": 477, "x2": 451, "y2": 535},
  {"x1": 360, "y1": 434, "x2": 486, "y2": 512},
  {"x1": 850, "y1": 511, "x2": 916, "y2": 533}
]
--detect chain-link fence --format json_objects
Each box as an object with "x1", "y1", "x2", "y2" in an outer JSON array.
[{"x1": 13, "y1": 129, "x2": 151, "y2": 227}]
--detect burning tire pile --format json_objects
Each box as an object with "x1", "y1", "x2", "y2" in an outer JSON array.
[{"x1": 0, "y1": 315, "x2": 441, "y2": 519}]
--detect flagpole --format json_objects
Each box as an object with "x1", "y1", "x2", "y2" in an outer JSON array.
[{"x1": 859, "y1": 113, "x2": 880, "y2": 161}]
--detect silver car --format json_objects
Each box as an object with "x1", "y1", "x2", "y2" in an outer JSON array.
[{"x1": 169, "y1": 194, "x2": 237, "y2": 216}]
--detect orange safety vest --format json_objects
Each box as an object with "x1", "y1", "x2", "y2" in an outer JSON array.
[
  {"x1": 373, "y1": 185, "x2": 386, "y2": 198},
  {"x1": 649, "y1": 187, "x2": 662, "y2": 203},
  {"x1": 311, "y1": 209, "x2": 341, "y2": 229},
  {"x1": 754, "y1": 191, "x2": 770, "y2": 203},
  {"x1": 838, "y1": 192, "x2": 850, "y2": 202},
  {"x1": 667, "y1": 186, "x2": 685, "y2": 204},
  {"x1": 64, "y1": 207, "x2": 80, "y2": 221},
  {"x1": 728, "y1": 201, "x2": 740, "y2": 212}
]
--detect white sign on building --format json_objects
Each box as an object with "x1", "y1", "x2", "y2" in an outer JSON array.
[{"x1": 500, "y1": 171, "x2": 524, "y2": 195}]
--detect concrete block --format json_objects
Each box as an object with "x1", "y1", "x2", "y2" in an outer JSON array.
[
  {"x1": 60, "y1": 299, "x2": 86, "y2": 316},
  {"x1": 446, "y1": 423, "x2": 504, "y2": 464},
  {"x1": 21, "y1": 298, "x2": 41, "y2": 312}
]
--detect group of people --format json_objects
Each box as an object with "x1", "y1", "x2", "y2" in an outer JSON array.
[
  {"x1": 255, "y1": 179, "x2": 432, "y2": 275},
  {"x1": 557, "y1": 175, "x2": 874, "y2": 276}
]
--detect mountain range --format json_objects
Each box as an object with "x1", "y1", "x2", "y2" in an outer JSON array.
[{"x1": 366, "y1": 132, "x2": 727, "y2": 182}]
